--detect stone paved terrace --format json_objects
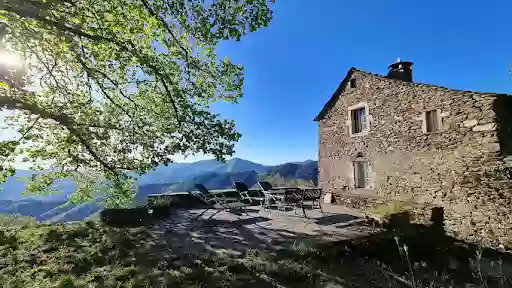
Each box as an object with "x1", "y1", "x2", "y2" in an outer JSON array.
[{"x1": 150, "y1": 204, "x2": 378, "y2": 260}]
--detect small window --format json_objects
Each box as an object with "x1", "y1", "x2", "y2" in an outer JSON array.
[
  {"x1": 425, "y1": 110, "x2": 439, "y2": 132},
  {"x1": 351, "y1": 107, "x2": 367, "y2": 134},
  {"x1": 354, "y1": 160, "x2": 369, "y2": 188},
  {"x1": 349, "y1": 78, "x2": 357, "y2": 88}
]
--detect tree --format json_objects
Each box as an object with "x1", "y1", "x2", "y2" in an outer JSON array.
[{"x1": 0, "y1": 0, "x2": 273, "y2": 205}]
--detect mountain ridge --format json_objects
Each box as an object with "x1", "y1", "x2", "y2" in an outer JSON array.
[{"x1": 0, "y1": 158, "x2": 318, "y2": 222}]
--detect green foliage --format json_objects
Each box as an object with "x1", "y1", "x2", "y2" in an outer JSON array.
[
  {"x1": 0, "y1": 214, "x2": 37, "y2": 228},
  {"x1": 147, "y1": 195, "x2": 172, "y2": 207},
  {"x1": 0, "y1": 218, "x2": 162, "y2": 287},
  {"x1": 365, "y1": 201, "x2": 404, "y2": 219},
  {"x1": 0, "y1": 0, "x2": 274, "y2": 204},
  {"x1": 259, "y1": 172, "x2": 315, "y2": 188},
  {"x1": 0, "y1": 165, "x2": 15, "y2": 186}
]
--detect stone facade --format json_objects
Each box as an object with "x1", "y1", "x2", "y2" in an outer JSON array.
[{"x1": 315, "y1": 67, "x2": 512, "y2": 248}]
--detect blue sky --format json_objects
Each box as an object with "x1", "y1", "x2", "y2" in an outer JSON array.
[
  {"x1": 207, "y1": 0, "x2": 512, "y2": 165},
  {"x1": 3, "y1": 1, "x2": 512, "y2": 167}
]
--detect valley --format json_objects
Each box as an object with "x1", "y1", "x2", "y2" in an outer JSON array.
[{"x1": 0, "y1": 158, "x2": 318, "y2": 222}]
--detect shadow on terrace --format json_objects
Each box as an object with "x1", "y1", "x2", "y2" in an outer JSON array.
[{"x1": 3, "y1": 196, "x2": 512, "y2": 287}]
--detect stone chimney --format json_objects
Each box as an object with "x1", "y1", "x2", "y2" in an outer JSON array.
[{"x1": 387, "y1": 58, "x2": 413, "y2": 82}]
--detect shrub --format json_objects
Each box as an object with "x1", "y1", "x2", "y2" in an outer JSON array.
[
  {"x1": 147, "y1": 196, "x2": 172, "y2": 219},
  {"x1": 365, "y1": 200, "x2": 404, "y2": 219},
  {"x1": 0, "y1": 215, "x2": 37, "y2": 228},
  {"x1": 100, "y1": 207, "x2": 149, "y2": 227},
  {"x1": 148, "y1": 196, "x2": 172, "y2": 207}
]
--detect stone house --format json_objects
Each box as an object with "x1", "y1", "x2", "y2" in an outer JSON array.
[{"x1": 314, "y1": 60, "x2": 512, "y2": 247}]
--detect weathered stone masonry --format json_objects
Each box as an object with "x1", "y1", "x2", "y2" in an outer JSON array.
[{"x1": 315, "y1": 63, "x2": 512, "y2": 247}]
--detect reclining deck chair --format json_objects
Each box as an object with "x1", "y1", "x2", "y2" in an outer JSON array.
[
  {"x1": 189, "y1": 184, "x2": 251, "y2": 220},
  {"x1": 232, "y1": 181, "x2": 262, "y2": 204},
  {"x1": 257, "y1": 181, "x2": 285, "y2": 213}
]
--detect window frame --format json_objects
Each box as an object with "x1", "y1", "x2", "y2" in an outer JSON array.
[
  {"x1": 353, "y1": 159, "x2": 370, "y2": 189},
  {"x1": 349, "y1": 78, "x2": 357, "y2": 88},
  {"x1": 424, "y1": 109, "x2": 440, "y2": 133},
  {"x1": 347, "y1": 102, "x2": 370, "y2": 137}
]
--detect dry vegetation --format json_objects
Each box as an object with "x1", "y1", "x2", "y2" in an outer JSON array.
[{"x1": 0, "y1": 215, "x2": 510, "y2": 287}]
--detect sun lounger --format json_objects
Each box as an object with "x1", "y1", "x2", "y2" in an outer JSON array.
[{"x1": 189, "y1": 184, "x2": 251, "y2": 220}]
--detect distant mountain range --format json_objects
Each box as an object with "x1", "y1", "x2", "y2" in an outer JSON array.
[
  {"x1": 135, "y1": 157, "x2": 267, "y2": 185},
  {"x1": 0, "y1": 158, "x2": 318, "y2": 222},
  {"x1": 166, "y1": 159, "x2": 318, "y2": 192}
]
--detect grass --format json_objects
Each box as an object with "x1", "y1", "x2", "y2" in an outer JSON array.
[
  {"x1": 365, "y1": 200, "x2": 404, "y2": 219},
  {"x1": 0, "y1": 214, "x2": 349, "y2": 287},
  {"x1": 0, "y1": 214, "x2": 510, "y2": 287}
]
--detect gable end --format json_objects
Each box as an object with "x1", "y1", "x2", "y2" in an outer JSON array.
[{"x1": 313, "y1": 67, "x2": 356, "y2": 121}]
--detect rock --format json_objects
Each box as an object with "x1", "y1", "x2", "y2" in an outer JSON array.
[
  {"x1": 463, "y1": 119, "x2": 478, "y2": 128},
  {"x1": 472, "y1": 123, "x2": 496, "y2": 132}
]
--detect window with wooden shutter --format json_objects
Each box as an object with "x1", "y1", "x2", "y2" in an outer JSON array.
[{"x1": 425, "y1": 110, "x2": 439, "y2": 132}]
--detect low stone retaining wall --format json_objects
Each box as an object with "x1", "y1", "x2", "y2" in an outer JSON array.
[
  {"x1": 331, "y1": 194, "x2": 512, "y2": 250},
  {"x1": 332, "y1": 192, "x2": 378, "y2": 209}
]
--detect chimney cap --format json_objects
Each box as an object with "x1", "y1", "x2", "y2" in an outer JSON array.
[
  {"x1": 387, "y1": 59, "x2": 413, "y2": 82},
  {"x1": 388, "y1": 60, "x2": 413, "y2": 69}
]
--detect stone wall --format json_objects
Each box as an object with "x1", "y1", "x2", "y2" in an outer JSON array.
[{"x1": 317, "y1": 71, "x2": 512, "y2": 247}]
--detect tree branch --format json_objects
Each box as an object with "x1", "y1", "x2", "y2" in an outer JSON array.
[
  {"x1": 0, "y1": 89, "x2": 119, "y2": 175},
  {"x1": 139, "y1": 0, "x2": 217, "y2": 79},
  {"x1": 1, "y1": 3, "x2": 106, "y2": 42},
  {"x1": 75, "y1": 55, "x2": 142, "y2": 109},
  {"x1": 5, "y1": 3, "x2": 184, "y2": 128},
  {"x1": 0, "y1": 114, "x2": 40, "y2": 167}
]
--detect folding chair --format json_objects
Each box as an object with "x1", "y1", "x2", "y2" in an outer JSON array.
[
  {"x1": 189, "y1": 184, "x2": 250, "y2": 220},
  {"x1": 195, "y1": 184, "x2": 239, "y2": 204},
  {"x1": 232, "y1": 181, "x2": 260, "y2": 205},
  {"x1": 257, "y1": 181, "x2": 285, "y2": 214}
]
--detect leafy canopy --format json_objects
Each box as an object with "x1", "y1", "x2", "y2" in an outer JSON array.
[{"x1": 0, "y1": 0, "x2": 273, "y2": 205}]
